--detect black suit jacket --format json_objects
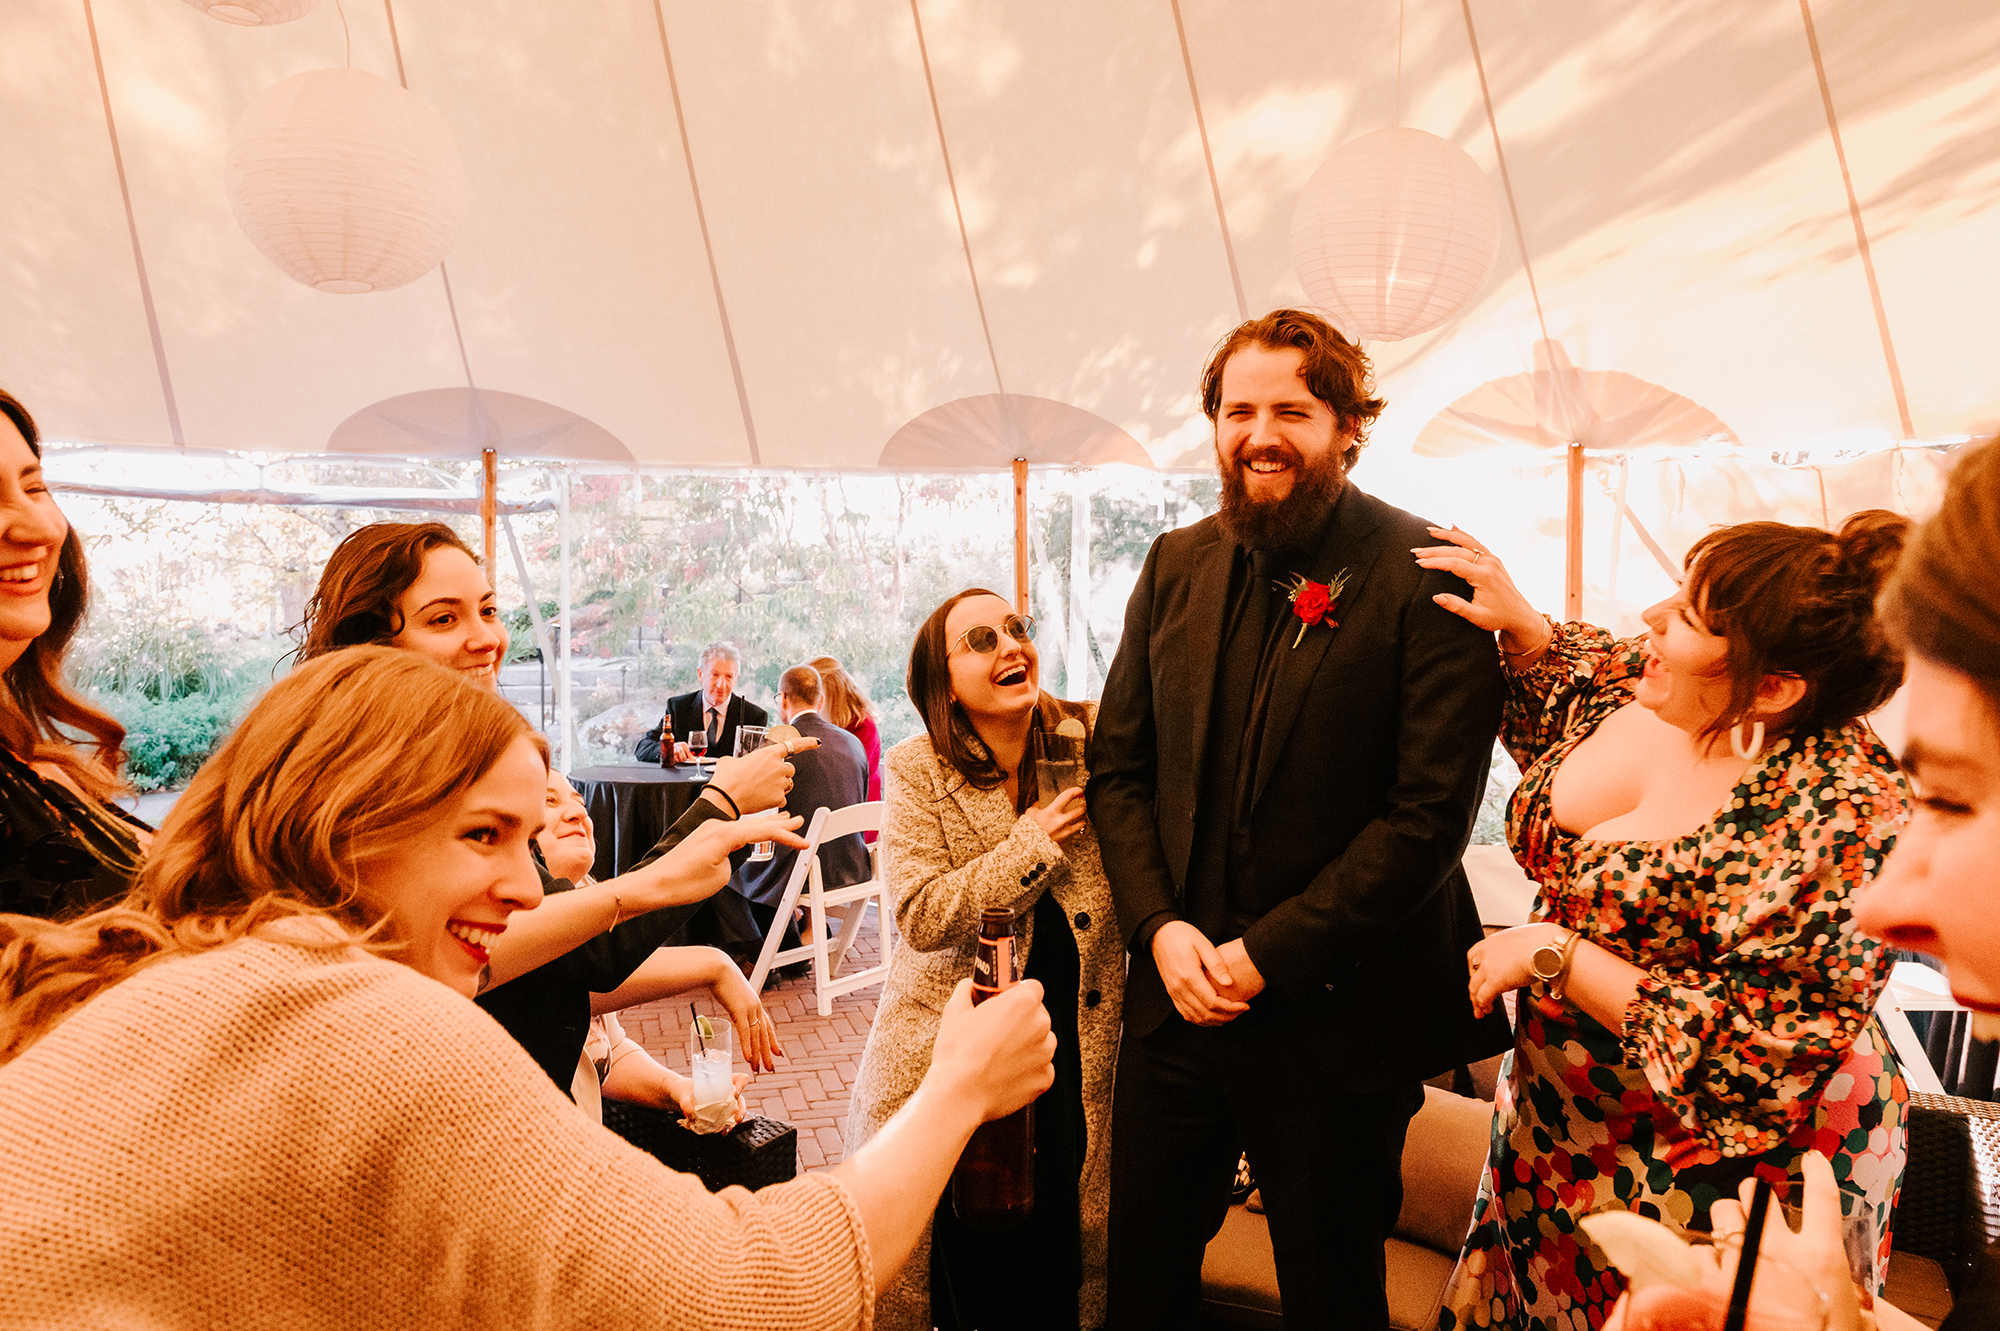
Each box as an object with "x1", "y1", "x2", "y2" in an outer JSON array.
[
  {"x1": 1088, "y1": 485, "x2": 1511, "y2": 1088},
  {"x1": 736, "y1": 711, "x2": 871, "y2": 908},
  {"x1": 635, "y1": 691, "x2": 770, "y2": 764}
]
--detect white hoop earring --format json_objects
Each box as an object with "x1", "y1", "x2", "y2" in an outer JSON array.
[{"x1": 1729, "y1": 718, "x2": 1765, "y2": 762}]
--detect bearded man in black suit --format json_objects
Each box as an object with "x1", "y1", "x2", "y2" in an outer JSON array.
[{"x1": 1089, "y1": 310, "x2": 1510, "y2": 1330}]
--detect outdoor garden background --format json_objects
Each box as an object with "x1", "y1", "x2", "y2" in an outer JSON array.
[{"x1": 55, "y1": 453, "x2": 1518, "y2": 840}]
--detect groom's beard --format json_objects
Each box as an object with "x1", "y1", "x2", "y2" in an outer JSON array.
[{"x1": 1214, "y1": 440, "x2": 1348, "y2": 551}]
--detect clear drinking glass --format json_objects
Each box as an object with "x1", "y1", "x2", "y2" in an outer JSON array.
[
  {"x1": 734, "y1": 725, "x2": 773, "y2": 861},
  {"x1": 1781, "y1": 1194, "x2": 1880, "y2": 1296},
  {"x1": 685, "y1": 729, "x2": 708, "y2": 765},
  {"x1": 1030, "y1": 728, "x2": 1086, "y2": 809},
  {"x1": 684, "y1": 1010, "x2": 736, "y2": 1135}
]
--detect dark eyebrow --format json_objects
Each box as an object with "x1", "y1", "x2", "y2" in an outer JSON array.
[
  {"x1": 414, "y1": 597, "x2": 470, "y2": 614},
  {"x1": 1223, "y1": 397, "x2": 1318, "y2": 411},
  {"x1": 20, "y1": 464, "x2": 43, "y2": 481}
]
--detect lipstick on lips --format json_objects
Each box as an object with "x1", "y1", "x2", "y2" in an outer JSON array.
[{"x1": 445, "y1": 919, "x2": 504, "y2": 965}]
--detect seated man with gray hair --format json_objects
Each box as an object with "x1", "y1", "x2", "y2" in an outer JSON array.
[{"x1": 635, "y1": 640, "x2": 768, "y2": 764}]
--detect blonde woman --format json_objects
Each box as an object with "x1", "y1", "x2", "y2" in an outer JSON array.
[
  {"x1": 845, "y1": 590, "x2": 1123, "y2": 1331},
  {"x1": 0, "y1": 647, "x2": 1056, "y2": 1328}
]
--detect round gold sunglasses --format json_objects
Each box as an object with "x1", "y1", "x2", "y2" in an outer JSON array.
[{"x1": 952, "y1": 613, "x2": 1037, "y2": 655}]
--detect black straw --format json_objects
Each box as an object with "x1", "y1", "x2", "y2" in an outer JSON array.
[
  {"x1": 1722, "y1": 1176, "x2": 1775, "y2": 1331},
  {"x1": 690, "y1": 1002, "x2": 706, "y2": 1055}
]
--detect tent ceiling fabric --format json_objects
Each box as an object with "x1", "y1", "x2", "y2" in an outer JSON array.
[
  {"x1": 6, "y1": 1, "x2": 1999, "y2": 471},
  {"x1": 328, "y1": 388, "x2": 633, "y2": 463},
  {"x1": 1413, "y1": 339, "x2": 1740, "y2": 460},
  {"x1": 878, "y1": 394, "x2": 1151, "y2": 472}
]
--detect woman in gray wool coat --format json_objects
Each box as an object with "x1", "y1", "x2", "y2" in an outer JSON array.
[{"x1": 845, "y1": 588, "x2": 1124, "y2": 1331}]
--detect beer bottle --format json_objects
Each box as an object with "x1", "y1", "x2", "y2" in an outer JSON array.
[{"x1": 950, "y1": 906, "x2": 1035, "y2": 1225}]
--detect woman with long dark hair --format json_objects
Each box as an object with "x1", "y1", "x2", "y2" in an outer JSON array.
[
  {"x1": 0, "y1": 390, "x2": 147, "y2": 919},
  {"x1": 295, "y1": 520, "x2": 805, "y2": 1090},
  {"x1": 845, "y1": 588, "x2": 1123, "y2": 1331}
]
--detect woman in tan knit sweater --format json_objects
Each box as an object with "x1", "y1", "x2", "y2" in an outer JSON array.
[{"x1": 0, "y1": 647, "x2": 1056, "y2": 1330}]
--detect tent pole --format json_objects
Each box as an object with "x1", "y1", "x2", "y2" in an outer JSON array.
[
  {"x1": 481, "y1": 448, "x2": 498, "y2": 572},
  {"x1": 502, "y1": 515, "x2": 553, "y2": 662},
  {"x1": 1069, "y1": 467, "x2": 1091, "y2": 696},
  {"x1": 1565, "y1": 442, "x2": 1584, "y2": 621},
  {"x1": 1013, "y1": 458, "x2": 1030, "y2": 614}
]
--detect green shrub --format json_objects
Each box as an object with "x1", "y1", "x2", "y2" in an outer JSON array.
[
  {"x1": 109, "y1": 691, "x2": 254, "y2": 791},
  {"x1": 75, "y1": 630, "x2": 289, "y2": 792},
  {"x1": 504, "y1": 600, "x2": 559, "y2": 663}
]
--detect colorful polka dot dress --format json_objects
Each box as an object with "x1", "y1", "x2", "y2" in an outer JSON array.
[{"x1": 1435, "y1": 623, "x2": 1909, "y2": 1331}]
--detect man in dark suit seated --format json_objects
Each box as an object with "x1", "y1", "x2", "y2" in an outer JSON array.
[
  {"x1": 731, "y1": 665, "x2": 871, "y2": 976},
  {"x1": 635, "y1": 640, "x2": 769, "y2": 764},
  {"x1": 1090, "y1": 309, "x2": 1511, "y2": 1330}
]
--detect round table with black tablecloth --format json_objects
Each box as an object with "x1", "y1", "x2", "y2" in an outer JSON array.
[{"x1": 568, "y1": 764, "x2": 716, "y2": 880}]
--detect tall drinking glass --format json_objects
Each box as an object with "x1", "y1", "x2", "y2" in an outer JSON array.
[
  {"x1": 684, "y1": 1009, "x2": 737, "y2": 1135},
  {"x1": 1031, "y1": 727, "x2": 1086, "y2": 809},
  {"x1": 734, "y1": 725, "x2": 773, "y2": 861}
]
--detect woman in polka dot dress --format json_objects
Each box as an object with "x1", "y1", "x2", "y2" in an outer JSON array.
[{"x1": 1415, "y1": 513, "x2": 1913, "y2": 1331}]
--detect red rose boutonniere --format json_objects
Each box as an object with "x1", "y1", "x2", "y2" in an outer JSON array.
[{"x1": 1279, "y1": 569, "x2": 1352, "y2": 648}]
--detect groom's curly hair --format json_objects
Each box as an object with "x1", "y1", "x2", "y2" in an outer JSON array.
[{"x1": 1199, "y1": 309, "x2": 1386, "y2": 469}]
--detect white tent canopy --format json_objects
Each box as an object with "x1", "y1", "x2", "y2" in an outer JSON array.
[{"x1": 6, "y1": 1, "x2": 1999, "y2": 473}]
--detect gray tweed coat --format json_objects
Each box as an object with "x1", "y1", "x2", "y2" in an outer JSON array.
[{"x1": 843, "y1": 696, "x2": 1123, "y2": 1331}]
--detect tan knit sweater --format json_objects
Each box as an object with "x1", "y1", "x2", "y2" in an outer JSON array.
[{"x1": 0, "y1": 938, "x2": 874, "y2": 1330}]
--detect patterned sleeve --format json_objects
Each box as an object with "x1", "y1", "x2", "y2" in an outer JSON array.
[
  {"x1": 1618, "y1": 747, "x2": 1906, "y2": 1156},
  {"x1": 1499, "y1": 619, "x2": 1646, "y2": 771}
]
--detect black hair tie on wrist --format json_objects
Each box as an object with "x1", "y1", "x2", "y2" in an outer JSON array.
[{"x1": 710, "y1": 785, "x2": 743, "y2": 819}]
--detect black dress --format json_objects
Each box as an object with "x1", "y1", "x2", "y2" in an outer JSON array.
[
  {"x1": 0, "y1": 751, "x2": 148, "y2": 919},
  {"x1": 476, "y1": 796, "x2": 750, "y2": 1094},
  {"x1": 928, "y1": 770, "x2": 1089, "y2": 1330}
]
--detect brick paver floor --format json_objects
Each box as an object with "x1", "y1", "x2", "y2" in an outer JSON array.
[{"x1": 616, "y1": 912, "x2": 887, "y2": 1170}]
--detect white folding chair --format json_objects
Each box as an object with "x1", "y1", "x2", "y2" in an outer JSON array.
[{"x1": 746, "y1": 801, "x2": 894, "y2": 1016}]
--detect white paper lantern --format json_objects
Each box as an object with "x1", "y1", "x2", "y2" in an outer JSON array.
[
  {"x1": 183, "y1": 0, "x2": 320, "y2": 25},
  {"x1": 225, "y1": 68, "x2": 470, "y2": 295},
  {"x1": 1289, "y1": 127, "x2": 1501, "y2": 342}
]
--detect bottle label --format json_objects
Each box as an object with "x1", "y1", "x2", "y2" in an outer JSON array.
[{"x1": 971, "y1": 935, "x2": 1014, "y2": 1003}]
